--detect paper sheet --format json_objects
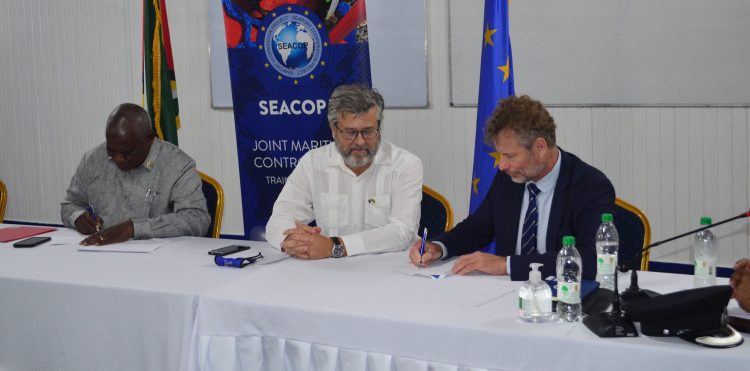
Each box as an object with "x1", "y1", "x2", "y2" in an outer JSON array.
[
  {"x1": 77, "y1": 239, "x2": 171, "y2": 253},
  {"x1": 50, "y1": 235, "x2": 86, "y2": 246},
  {"x1": 393, "y1": 261, "x2": 514, "y2": 306},
  {"x1": 395, "y1": 260, "x2": 453, "y2": 279},
  {"x1": 254, "y1": 248, "x2": 290, "y2": 265},
  {"x1": 412, "y1": 272, "x2": 453, "y2": 280}
]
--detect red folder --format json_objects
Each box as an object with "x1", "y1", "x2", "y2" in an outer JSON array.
[{"x1": 0, "y1": 226, "x2": 57, "y2": 243}]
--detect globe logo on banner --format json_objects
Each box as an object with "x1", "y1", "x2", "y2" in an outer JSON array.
[
  {"x1": 262, "y1": 6, "x2": 327, "y2": 83},
  {"x1": 271, "y1": 22, "x2": 314, "y2": 69}
]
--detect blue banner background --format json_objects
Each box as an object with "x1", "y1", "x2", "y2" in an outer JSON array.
[{"x1": 223, "y1": 2, "x2": 371, "y2": 239}]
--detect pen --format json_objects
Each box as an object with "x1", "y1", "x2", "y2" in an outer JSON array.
[
  {"x1": 419, "y1": 227, "x2": 428, "y2": 267},
  {"x1": 87, "y1": 202, "x2": 100, "y2": 232}
]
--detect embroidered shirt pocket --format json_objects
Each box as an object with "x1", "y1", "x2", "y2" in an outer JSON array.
[{"x1": 365, "y1": 194, "x2": 391, "y2": 228}]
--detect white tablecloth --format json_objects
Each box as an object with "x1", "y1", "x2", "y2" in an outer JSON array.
[
  {"x1": 2, "y1": 226, "x2": 748, "y2": 371},
  {"x1": 0, "y1": 226, "x2": 266, "y2": 371},
  {"x1": 189, "y1": 247, "x2": 750, "y2": 371}
]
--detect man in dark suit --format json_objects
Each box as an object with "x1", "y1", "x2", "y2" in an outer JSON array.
[{"x1": 410, "y1": 95, "x2": 615, "y2": 281}]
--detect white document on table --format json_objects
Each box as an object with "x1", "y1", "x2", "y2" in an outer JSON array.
[
  {"x1": 393, "y1": 260, "x2": 514, "y2": 307},
  {"x1": 254, "y1": 248, "x2": 290, "y2": 265},
  {"x1": 77, "y1": 239, "x2": 171, "y2": 253},
  {"x1": 403, "y1": 264, "x2": 454, "y2": 280},
  {"x1": 50, "y1": 235, "x2": 86, "y2": 246}
]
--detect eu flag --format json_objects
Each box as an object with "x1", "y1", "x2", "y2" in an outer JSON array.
[{"x1": 470, "y1": 0, "x2": 515, "y2": 253}]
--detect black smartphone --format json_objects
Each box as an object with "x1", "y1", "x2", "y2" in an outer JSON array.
[
  {"x1": 13, "y1": 236, "x2": 52, "y2": 248},
  {"x1": 208, "y1": 245, "x2": 251, "y2": 256}
]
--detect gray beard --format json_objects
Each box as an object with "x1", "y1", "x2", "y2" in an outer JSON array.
[{"x1": 336, "y1": 140, "x2": 380, "y2": 169}]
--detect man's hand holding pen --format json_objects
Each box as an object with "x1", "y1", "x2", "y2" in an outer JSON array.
[
  {"x1": 74, "y1": 211, "x2": 102, "y2": 235},
  {"x1": 409, "y1": 239, "x2": 442, "y2": 267},
  {"x1": 80, "y1": 220, "x2": 134, "y2": 246}
]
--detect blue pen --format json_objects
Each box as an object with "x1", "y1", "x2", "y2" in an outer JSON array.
[
  {"x1": 419, "y1": 227, "x2": 428, "y2": 267},
  {"x1": 87, "y1": 202, "x2": 100, "y2": 232}
]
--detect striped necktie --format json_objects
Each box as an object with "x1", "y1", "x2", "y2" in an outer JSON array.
[{"x1": 521, "y1": 183, "x2": 541, "y2": 255}]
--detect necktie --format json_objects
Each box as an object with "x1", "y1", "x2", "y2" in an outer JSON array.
[{"x1": 521, "y1": 183, "x2": 541, "y2": 255}]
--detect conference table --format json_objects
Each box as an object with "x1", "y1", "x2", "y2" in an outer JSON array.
[
  {"x1": 0, "y1": 226, "x2": 267, "y2": 371},
  {"x1": 188, "y1": 250, "x2": 750, "y2": 371},
  {"x1": 1, "y1": 225, "x2": 749, "y2": 371}
]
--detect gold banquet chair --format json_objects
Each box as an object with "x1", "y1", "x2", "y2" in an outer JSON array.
[
  {"x1": 0, "y1": 179, "x2": 7, "y2": 223},
  {"x1": 613, "y1": 198, "x2": 652, "y2": 271},
  {"x1": 198, "y1": 171, "x2": 224, "y2": 238},
  {"x1": 419, "y1": 185, "x2": 454, "y2": 239}
]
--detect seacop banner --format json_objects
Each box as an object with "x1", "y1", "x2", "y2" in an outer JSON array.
[{"x1": 222, "y1": 0, "x2": 371, "y2": 239}]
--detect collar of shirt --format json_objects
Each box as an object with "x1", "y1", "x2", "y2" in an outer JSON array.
[
  {"x1": 325, "y1": 140, "x2": 394, "y2": 176},
  {"x1": 531, "y1": 147, "x2": 561, "y2": 195}
]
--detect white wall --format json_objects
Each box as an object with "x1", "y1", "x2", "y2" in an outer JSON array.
[{"x1": 0, "y1": 0, "x2": 748, "y2": 267}]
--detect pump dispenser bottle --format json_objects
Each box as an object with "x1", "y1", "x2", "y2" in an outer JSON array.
[{"x1": 518, "y1": 263, "x2": 554, "y2": 322}]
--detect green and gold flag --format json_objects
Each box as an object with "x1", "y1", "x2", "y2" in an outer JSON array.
[{"x1": 143, "y1": 0, "x2": 180, "y2": 146}]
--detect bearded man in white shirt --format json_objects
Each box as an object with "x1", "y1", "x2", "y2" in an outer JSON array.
[{"x1": 266, "y1": 84, "x2": 423, "y2": 259}]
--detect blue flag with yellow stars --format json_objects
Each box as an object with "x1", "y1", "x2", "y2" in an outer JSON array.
[{"x1": 470, "y1": 0, "x2": 515, "y2": 253}]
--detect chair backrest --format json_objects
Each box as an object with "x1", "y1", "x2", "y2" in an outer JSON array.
[
  {"x1": 419, "y1": 185, "x2": 454, "y2": 239},
  {"x1": 613, "y1": 198, "x2": 652, "y2": 271},
  {"x1": 0, "y1": 180, "x2": 7, "y2": 223},
  {"x1": 198, "y1": 171, "x2": 224, "y2": 238}
]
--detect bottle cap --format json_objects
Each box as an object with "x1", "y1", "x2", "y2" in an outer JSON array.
[
  {"x1": 528, "y1": 263, "x2": 543, "y2": 282},
  {"x1": 562, "y1": 235, "x2": 575, "y2": 245},
  {"x1": 700, "y1": 216, "x2": 712, "y2": 225},
  {"x1": 601, "y1": 213, "x2": 613, "y2": 222}
]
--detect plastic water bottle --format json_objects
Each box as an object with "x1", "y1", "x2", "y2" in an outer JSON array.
[
  {"x1": 556, "y1": 236, "x2": 582, "y2": 322},
  {"x1": 595, "y1": 213, "x2": 619, "y2": 291},
  {"x1": 694, "y1": 216, "x2": 716, "y2": 288},
  {"x1": 518, "y1": 263, "x2": 553, "y2": 323}
]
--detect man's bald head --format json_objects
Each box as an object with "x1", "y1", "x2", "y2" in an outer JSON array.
[
  {"x1": 105, "y1": 104, "x2": 155, "y2": 171},
  {"x1": 105, "y1": 103, "x2": 153, "y2": 141}
]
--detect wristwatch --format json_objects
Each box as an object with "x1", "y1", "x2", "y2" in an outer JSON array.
[{"x1": 331, "y1": 236, "x2": 345, "y2": 258}]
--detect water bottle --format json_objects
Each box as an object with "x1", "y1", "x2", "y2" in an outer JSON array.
[
  {"x1": 556, "y1": 236, "x2": 582, "y2": 322},
  {"x1": 694, "y1": 216, "x2": 716, "y2": 288},
  {"x1": 595, "y1": 213, "x2": 619, "y2": 291}
]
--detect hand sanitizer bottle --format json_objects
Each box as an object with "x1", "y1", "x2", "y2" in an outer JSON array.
[{"x1": 519, "y1": 263, "x2": 553, "y2": 322}]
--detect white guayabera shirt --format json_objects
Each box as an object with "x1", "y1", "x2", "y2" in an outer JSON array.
[{"x1": 266, "y1": 140, "x2": 423, "y2": 256}]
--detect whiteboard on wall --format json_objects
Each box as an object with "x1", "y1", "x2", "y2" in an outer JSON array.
[
  {"x1": 450, "y1": 0, "x2": 750, "y2": 106},
  {"x1": 209, "y1": 0, "x2": 428, "y2": 108}
]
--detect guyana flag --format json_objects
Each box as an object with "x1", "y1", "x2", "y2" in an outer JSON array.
[{"x1": 143, "y1": 0, "x2": 180, "y2": 146}]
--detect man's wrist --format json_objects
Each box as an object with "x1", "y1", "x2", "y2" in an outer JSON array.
[
  {"x1": 433, "y1": 240, "x2": 448, "y2": 260},
  {"x1": 128, "y1": 219, "x2": 141, "y2": 239},
  {"x1": 71, "y1": 209, "x2": 87, "y2": 228},
  {"x1": 331, "y1": 236, "x2": 346, "y2": 258},
  {"x1": 126, "y1": 220, "x2": 135, "y2": 238}
]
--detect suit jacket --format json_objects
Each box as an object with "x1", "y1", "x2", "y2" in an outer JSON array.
[{"x1": 436, "y1": 148, "x2": 615, "y2": 281}]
